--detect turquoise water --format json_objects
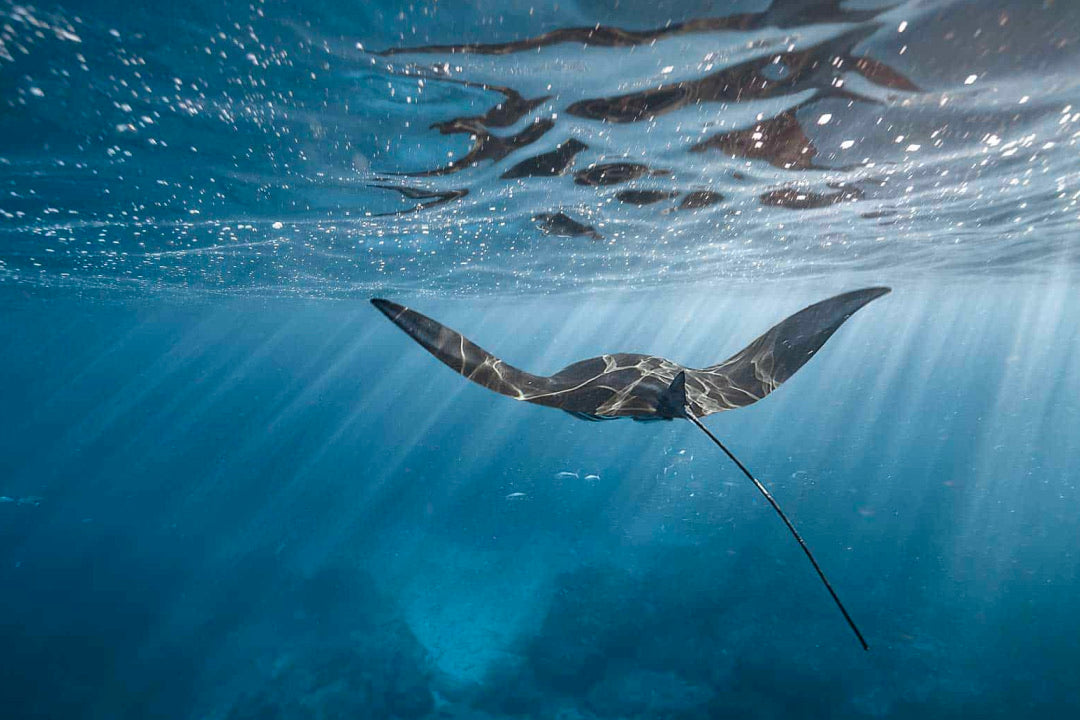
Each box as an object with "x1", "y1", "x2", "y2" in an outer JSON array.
[{"x1": 2, "y1": 1, "x2": 1080, "y2": 718}]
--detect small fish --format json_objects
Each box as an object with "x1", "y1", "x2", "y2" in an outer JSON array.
[
  {"x1": 17, "y1": 496, "x2": 43, "y2": 507},
  {"x1": 554, "y1": 471, "x2": 579, "y2": 480},
  {"x1": 666, "y1": 448, "x2": 693, "y2": 463},
  {"x1": 505, "y1": 492, "x2": 527, "y2": 499},
  {"x1": 583, "y1": 474, "x2": 601, "y2": 482},
  {"x1": 0, "y1": 496, "x2": 14, "y2": 503}
]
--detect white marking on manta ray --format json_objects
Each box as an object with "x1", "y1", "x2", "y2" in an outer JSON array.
[{"x1": 516, "y1": 359, "x2": 659, "y2": 402}]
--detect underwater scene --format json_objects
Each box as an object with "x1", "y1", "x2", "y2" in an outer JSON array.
[{"x1": 2, "y1": 0, "x2": 1079, "y2": 718}]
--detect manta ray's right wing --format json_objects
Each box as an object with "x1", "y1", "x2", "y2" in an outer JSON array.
[{"x1": 686, "y1": 287, "x2": 890, "y2": 416}]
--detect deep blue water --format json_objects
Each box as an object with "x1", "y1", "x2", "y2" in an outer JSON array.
[{"x1": 3, "y1": 1, "x2": 1080, "y2": 719}]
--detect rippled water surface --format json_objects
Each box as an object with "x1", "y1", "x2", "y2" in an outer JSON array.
[{"x1": 2, "y1": 0, "x2": 1079, "y2": 294}]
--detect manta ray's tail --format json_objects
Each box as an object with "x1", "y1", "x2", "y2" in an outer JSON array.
[
  {"x1": 687, "y1": 411, "x2": 870, "y2": 651},
  {"x1": 371, "y1": 298, "x2": 552, "y2": 399}
]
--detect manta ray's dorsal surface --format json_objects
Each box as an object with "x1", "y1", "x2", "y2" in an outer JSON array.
[{"x1": 372, "y1": 288, "x2": 890, "y2": 650}]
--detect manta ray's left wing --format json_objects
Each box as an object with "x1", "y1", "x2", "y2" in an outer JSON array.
[{"x1": 371, "y1": 298, "x2": 555, "y2": 400}]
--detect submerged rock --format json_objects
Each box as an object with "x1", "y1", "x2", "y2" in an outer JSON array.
[
  {"x1": 526, "y1": 566, "x2": 642, "y2": 694},
  {"x1": 218, "y1": 564, "x2": 435, "y2": 720},
  {"x1": 587, "y1": 667, "x2": 713, "y2": 717}
]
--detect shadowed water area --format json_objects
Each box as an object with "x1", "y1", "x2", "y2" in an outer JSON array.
[{"x1": 2, "y1": 1, "x2": 1080, "y2": 719}]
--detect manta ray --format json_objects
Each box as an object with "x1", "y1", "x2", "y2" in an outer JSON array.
[{"x1": 372, "y1": 287, "x2": 890, "y2": 650}]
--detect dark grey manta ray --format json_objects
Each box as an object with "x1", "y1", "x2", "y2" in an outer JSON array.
[{"x1": 372, "y1": 287, "x2": 890, "y2": 650}]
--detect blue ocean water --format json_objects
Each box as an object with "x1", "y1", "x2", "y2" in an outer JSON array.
[{"x1": 2, "y1": 0, "x2": 1080, "y2": 718}]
